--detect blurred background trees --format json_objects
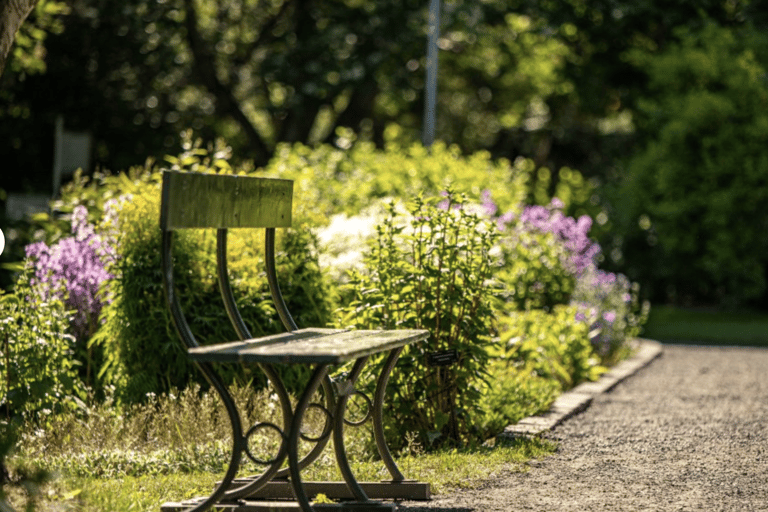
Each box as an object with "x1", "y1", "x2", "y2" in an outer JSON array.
[{"x1": 2, "y1": 0, "x2": 768, "y2": 308}]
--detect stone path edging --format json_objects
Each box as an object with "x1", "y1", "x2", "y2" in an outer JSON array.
[{"x1": 498, "y1": 338, "x2": 663, "y2": 439}]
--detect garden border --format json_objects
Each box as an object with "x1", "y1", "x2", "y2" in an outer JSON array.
[{"x1": 498, "y1": 338, "x2": 663, "y2": 439}]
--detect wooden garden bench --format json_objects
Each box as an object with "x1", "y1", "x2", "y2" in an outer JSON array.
[{"x1": 158, "y1": 170, "x2": 431, "y2": 512}]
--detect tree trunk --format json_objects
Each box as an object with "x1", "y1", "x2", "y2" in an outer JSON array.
[{"x1": 0, "y1": 0, "x2": 39, "y2": 77}]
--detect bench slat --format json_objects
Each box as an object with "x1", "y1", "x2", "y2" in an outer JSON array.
[
  {"x1": 188, "y1": 328, "x2": 429, "y2": 364},
  {"x1": 161, "y1": 171, "x2": 293, "y2": 230}
]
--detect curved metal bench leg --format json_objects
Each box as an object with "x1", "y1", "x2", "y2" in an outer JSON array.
[
  {"x1": 288, "y1": 363, "x2": 331, "y2": 512},
  {"x1": 181, "y1": 362, "x2": 246, "y2": 512},
  {"x1": 277, "y1": 374, "x2": 336, "y2": 478},
  {"x1": 221, "y1": 363, "x2": 293, "y2": 500},
  {"x1": 333, "y1": 357, "x2": 370, "y2": 503},
  {"x1": 373, "y1": 347, "x2": 406, "y2": 482}
]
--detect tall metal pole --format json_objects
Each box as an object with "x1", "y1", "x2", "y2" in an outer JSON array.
[{"x1": 422, "y1": 0, "x2": 441, "y2": 147}]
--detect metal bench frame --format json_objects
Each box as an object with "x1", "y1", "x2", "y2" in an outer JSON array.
[{"x1": 159, "y1": 171, "x2": 430, "y2": 512}]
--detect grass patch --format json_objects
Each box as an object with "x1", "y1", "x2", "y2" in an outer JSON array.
[
  {"x1": 643, "y1": 304, "x2": 768, "y2": 346},
  {"x1": 6, "y1": 384, "x2": 557, "y2": 512},
  {"x1": 9, "y1": 439, "x2": 555, "y2": 511}
]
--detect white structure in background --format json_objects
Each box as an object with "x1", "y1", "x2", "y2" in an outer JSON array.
[
  {"x1": 422, "y1": 0, "x2": 441, "y2": 148},
  {"x1": 52, "y1": 114, "x2": 92, "y2": 197},
  {"x1": 5, "y1": 115, "x2": 92, "y2": 221}
]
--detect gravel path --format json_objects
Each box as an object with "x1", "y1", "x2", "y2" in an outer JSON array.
[{"x1": 400, "y1": 344, "x2": 768, "y2": 511}]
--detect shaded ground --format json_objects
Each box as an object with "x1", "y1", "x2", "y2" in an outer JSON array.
[{"x1": 400, "y1": 344, "x2": 768, "y2": 511}]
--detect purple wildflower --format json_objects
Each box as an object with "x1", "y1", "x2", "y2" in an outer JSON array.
[
  {"x1": 481, "y1": 189, "x2": 498, "y2": 217},
  {"x1": 25, "y1": 205, "x2": 115, "y2": 340},
  {"x1": 548, "y1": 197, "x2": 565, "y2": 210},
  {"x1": 496, "y1": 211, "x2": 515, "y2": 230},
  {"x1": 517, "y1": 201, "x2": 601, "y2": 275}
]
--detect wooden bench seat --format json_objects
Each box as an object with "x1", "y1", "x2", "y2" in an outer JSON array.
[{"x1": 189, "y1": 328, "x2": 429, "y2": 365}]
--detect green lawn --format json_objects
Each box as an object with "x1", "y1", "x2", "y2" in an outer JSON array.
[
  {"x1": 7, "y1": 438, "x2": 556, "y2": 512},
  {"x1": 643, "y1": 305, "x2": 768, "y2": 346}
]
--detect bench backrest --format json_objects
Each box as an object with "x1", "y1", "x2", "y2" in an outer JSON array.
[
  {"x1": 160, "y1": 171, "x2": 298, "y2": 353},
  {"x1": 160, "y1": 170, "x2": 293, "y2": 230}
]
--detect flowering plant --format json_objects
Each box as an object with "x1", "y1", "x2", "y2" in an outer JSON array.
[
  {"x1": 494, "y1": 197, "x2": 600, "y2": 276},
  {"x1": 483, "y1": 191, "x2": 648, "y2": 357},
  {"x1": 25, "y1": 205, "x2": 115, "y2": 341},
  {"x1": 571, "y1": 268, "x2": 649, "y2": 361}
]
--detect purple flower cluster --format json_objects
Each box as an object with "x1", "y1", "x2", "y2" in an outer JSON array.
[
  {"x1": 572, "y1": 267, "x2": 637, "y2": 354},
  {"x1": 25, "y1": 206, "x2": 115, "y2": 340},
  {"x1": 479, "y1": 191, "x2": 599, "y2": 275},
  {"x1": 516, "y1": 199, "x2": 601, "y2": 275},
  {"x1": 476, "y1": 189, "x2": 641, "y2": 351}
]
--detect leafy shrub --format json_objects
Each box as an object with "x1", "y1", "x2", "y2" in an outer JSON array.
[
  {"x1": 497, "y1": 227, "x2": 575, "y2": 312},
  {"x1": 91, "y1": 164, "x2": 333, "y2": 403},
  {"x1": 484, "y1": 195, "x2": 596, "y2": 311},
  {"x1": 488, "y1": 192, "x2": 648, "y2": 359},
  {"x1": 477, "y1": 361, "x2": 561, "y2": 439},
  {"x1": 324, "y1": 185, "x2": 645, "y2": 381},
  {"x1": 515, "y1": 198, "x2": 601, "y2": 276},
  {"x1": 477, "y1": 305, "x2": 605, "y2": 436},
  {"x1": 337, "y1": 192, "x2": 501, "y2": 448},
  {"x1": 264, "y1": 135, "x2": 531, "y2": 219},
  {"x1": 497, "y1": 305, "x2": 605, "y2": 390},
  {"x1": 0, "y1": 267, "x2": 86, "y2": 423},
  {"x1": 615, "y1": 22, "x2": 768, "y2": 307}
]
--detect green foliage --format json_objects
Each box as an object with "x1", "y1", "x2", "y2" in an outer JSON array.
[
  {"x1": 571, "y1": 268, "x2": 649, "y2": 364},
  {"x1": 6, "y1": 0, "x2": 70, "y2": 77},
  {"x1": 529, "y1": 164, "x2": 600, "y2": 220},
  {"x1": 265, "y1": 132, "x2": 531, "y2": 218},
  {"x1": 614, "y1": 21, "x2": 768, "y2": 307},
  {"x1": 477, "y1": 361, "x2": 561, "y2": 439},
  {"x1": 497, "y1": 0, "x2": 753, "y2": 176},
  {"x1": 0, "y1": 267, "x2": 86, "y2": 423},
  {"x1": 337, "y1": 193, "x2": 501, "y2": 448},
  {"x1": 4, "y1": 0, "x2": 763, "y2": 205},
  {"x1": 498, "y1": 229, "x2": 575, "y2": 311},
  {"x1": 0, "y1": 0, "x2": 594, "y2": 187},
  {"x1": 497, "y1": 306, "x2": 605, "y2": 391},
  {"x1": 410, "y1": 11, "x2": 575, "y2": 155},
  {"x1": 480, "y1": 304, "x2": 607, "y2": 437}
]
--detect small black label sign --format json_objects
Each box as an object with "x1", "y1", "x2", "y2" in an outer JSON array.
[{"x1": 427, "y1": 349, "x2": 459, "y2": 367}]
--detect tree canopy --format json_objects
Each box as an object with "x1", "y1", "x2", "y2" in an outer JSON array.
[{"x1": 2, "y1": 0, "x2": 760, "y2": 190}]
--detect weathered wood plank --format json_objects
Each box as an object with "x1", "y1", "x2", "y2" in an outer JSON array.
[
  {"x1": 161, "y1": 171, "x2": 293, "y2": 230},
  {"x1": 188, "y1": 328, "x2": 430, "y2": 364},
  {"x1": 162, "y1": 499, "x2": 398, "y2": 511},
  {"x1": 225, "y1": 480, "x2": 431, "y2": 501}
]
